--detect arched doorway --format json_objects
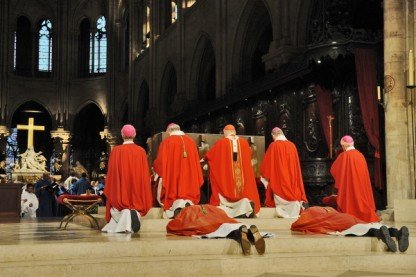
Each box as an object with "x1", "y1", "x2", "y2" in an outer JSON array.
[
  {"x1": 136, "y1": 80, "x2": 150, "y2": 146},
  {"x1": 160, "y1": 62, "x2": 177, "y2": 117},
  {"x1": 72, "y1": 103, "x2": 105, "y2": 174},
  {"x1": 10, "y1": 101, "x2": 53, "y2": 170},
  {"x1": 233, "y1": 0, "x2": 273, "y2": 84}
]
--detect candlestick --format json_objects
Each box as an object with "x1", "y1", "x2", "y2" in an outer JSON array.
[
  {"x1": 377, "y1": 86, "x2": 381, "y2": 101},
  {"x1": 409, "y1": 50, "x2": 415, "y2": 87}
]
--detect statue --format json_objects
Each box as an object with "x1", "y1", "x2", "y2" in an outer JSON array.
[
  {"x1": 16, "y1": 147, "x2": 48, "y2": 172},
  {"x1": 248, "y1": 136, "x2": 260, "y2": 177}
]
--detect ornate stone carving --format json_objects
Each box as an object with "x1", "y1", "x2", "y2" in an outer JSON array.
[
  {"x1": 303, "y1": 88, "x2": 321, "y2": 153},
  {"x1": 252, "y1": 101, "x2": 269, "y2": 135}
]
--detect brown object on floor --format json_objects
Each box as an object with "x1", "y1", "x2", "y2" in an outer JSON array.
[{"x1": 249, "y1": 225, "x2": 265, "y2": 255}]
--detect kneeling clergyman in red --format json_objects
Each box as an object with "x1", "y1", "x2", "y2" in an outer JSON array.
[
  {"x1": 291, "y1": 207, "x2": 409, "y2": 253},
  {"x1": 102, "y1": 124, "x2": 153, "y2": 233},
  {"x1": 153, "y1": 123, "x2": 204, "y2": 218},
  {"x1": 203, "y1": 125, "x2": 260, "y2": 218},
  {"x1": 167, "y1": 205, "x2": 266, "y2": 255},
  {"x1": 325, "y1": 135, "x2": 379, "y2": 223},
  {"x1": 260, "y1": 127, "x2": 308, "y2": 218}
]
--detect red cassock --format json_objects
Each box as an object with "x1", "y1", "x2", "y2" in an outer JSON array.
[
  {"x1": 261, "y1": 140, "x2": 307, "y2": 207},
  {"x1": 330, "y1": 149, "x2": 380, "y2": 223},
  {"x1": 104, "y1": 144, "x2": 153, "y2": 222},
  {"x1": 167, "y1": 205, "x2": 239, "y2": 236},
  {"x1": 153, "y1": 135, "x2": 204, "y2": 211},
  {"x1": 205, "y1": 137, "x2": 261, "y2": 213},
  {"x1": 291, "y1": 206, "x2": 366, "y2": 234}
]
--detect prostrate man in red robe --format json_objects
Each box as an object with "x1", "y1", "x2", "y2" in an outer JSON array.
[
  {"x1": 291, "y1": 207, "x2": 409, "y2": 253},
  {"x1": 204, "y1": 125, "x2": 260, "y2": 218},
  {"x1": 260, "y1": 127, "x2": 308, "y2": 218},
  {"x1": 102, "y1": 124, "x2": 153, "y2": 233},
  {"x1": 167, "y1": 205, "x2": 266, "y2": 255},
  {"x1": 326, "y1": 135, "x2": 380, "y2": 223},
  {"x1": 153, "y1": 123, "x2": 204, "y2": 218}
]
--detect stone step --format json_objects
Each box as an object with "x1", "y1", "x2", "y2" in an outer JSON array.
[
  {"x1": 0, "y1": 251, "x2": 415, "y2": 277},
  {"x1": 74, "y1": 214, "x2": 297, "y2": 231},
  {"x1": 394, "y1": 199, "x2": 416, "y2": 222},
  {"x1": 0, "y1": 229, "x2": 414, "y2": 263}
]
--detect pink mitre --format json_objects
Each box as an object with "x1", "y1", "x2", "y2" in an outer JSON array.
[
  {"x1": 121, "y1": 124, "x2": 136, "y2": 138},
  {"x1": 272, "y1": 127, "x2": 282, "y2": 133},
  {"x1": 341, "y1": 135, "x2": 354, "y2": 144},
  {"x1": 166, "y1": 123, "x2": 177, "y2": 131}
]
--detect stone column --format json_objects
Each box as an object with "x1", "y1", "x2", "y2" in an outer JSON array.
[
  {"x1": 384, "y1": 0, "x2": 415, "y2": 209},
  {"x1": 100, "y1": 126, "x2": 119, "y2": 153},
  {"x1": 50, "y1": 128, "x2": 71, "y2": 178}
]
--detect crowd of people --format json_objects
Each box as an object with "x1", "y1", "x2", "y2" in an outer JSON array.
[{"x1": 21, "y1": 172, "x2": 106, "y2": 218}]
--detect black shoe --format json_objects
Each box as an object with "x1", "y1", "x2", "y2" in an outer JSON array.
[
  {"x1": 378, "y1": 226, "x2": 397, "y2": 252},
  {"x1": 130, "y1": 210, "x2": 141, "y2": 233},
  {"x1": 173, "y1": 208, "x2": 182, "y2": 218},
  {"x1": 397, "y1": 226, "x2": 409, "y2": 253}
]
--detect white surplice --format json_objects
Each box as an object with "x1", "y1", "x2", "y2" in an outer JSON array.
[
  {"x1": 101, "y1": 208, "x2": 141, "y2": 233},
  {"x1": 218, "y1": 194, "x2": 253, "y2": 218},
  {"x1": 21, "y1": 190, "x2": 39, "y2": 218}
]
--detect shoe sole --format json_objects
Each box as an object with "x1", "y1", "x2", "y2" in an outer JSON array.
[
  {"x1": 398, "y1": 226, "x2": 409, "y2": 252},
  {"x1": 240, "y1": 226, "x2": 251, "y2": 256},
  {"x1": 380, "y1": 226, "x2": 397, "y2": 252},
  {"x1": 131, "y1": 210, "x2": 141, "y2": 233},
  {"x1": 249, "y1": 225, "x2": 266, "y2": 255}
]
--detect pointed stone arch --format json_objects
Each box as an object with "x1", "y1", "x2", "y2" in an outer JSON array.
[
  {"x1": 189, "y1": 32, "x2": 216, "y2": 102},
  {"x1": 10, "y1": 100, "x2": 53, "y2": 166},
  {"x1": 231, "y1": 0, "x2": 273, "y2": 85},
  {"x1": 72, "y1": 102, "x2": 106, "y2": 173},
  {"x1": 160, "y1": 61, "x2": 177, "y2": 116}
]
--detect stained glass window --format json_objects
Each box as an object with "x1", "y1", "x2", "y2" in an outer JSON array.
[
  {"x1": 38, "y1": 19, "x2": 53, "y2": 72},
  {"x1": 89, "y1": 16, "x2": 107, "y2": 74},
  {"x1": 171, "y1": 1, "x2": 178, "y2": 23},
  {"x1": 143, "y1": 6, "x2": 150, "y2": 48}
]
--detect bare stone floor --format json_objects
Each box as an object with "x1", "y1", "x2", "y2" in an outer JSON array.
[{"x1": 0, "y1": 210, "x2": 415, "y2": 277}]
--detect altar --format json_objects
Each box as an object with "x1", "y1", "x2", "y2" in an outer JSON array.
[{"x1": 0, "y1": 183, "x2": 24, "y2": 219}]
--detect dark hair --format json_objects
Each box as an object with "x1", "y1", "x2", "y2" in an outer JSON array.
[
  {"x1": 82, "y1": 172, "x2": 87, "y2": 178},
  {"x1": 26, "y1": 183, "x2": 34, "y2": 189},
  {"x1": 71, "y1": 178, "x2": 77, "y2": 184}
]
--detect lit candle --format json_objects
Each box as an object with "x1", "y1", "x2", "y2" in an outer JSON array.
[
  {"x1": 409, "y1": 50, "x2": 415, "y2": 86},
  {"x1": 377, "y1": 86, "x2": 381, "y2": 101}
]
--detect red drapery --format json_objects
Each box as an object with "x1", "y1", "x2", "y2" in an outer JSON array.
[
  {"x1": 354, "y1": 48, "x2": 383, "y2": 190},
  {"x1": 315, "y1": 84, "x2": 334, "y2": 154}
]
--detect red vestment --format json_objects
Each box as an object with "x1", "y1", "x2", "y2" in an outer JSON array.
[
  {"x1": 261, "y1": 140, "x2": 307, "y2": 207},
  {"x1": 205, "y1": 137, "x2": 260, "y2": 213},
  {"x1": 330, "y1": 149, "x2": 379, "y2": 223},
  {"x1": 167, "y1": 204, "x2": 239, "y2": 236},
  {"x1": 104, "y1": 143, "x2": 153, "y2": 222},
  {"x1": 291, "y1": 206, "x2": 366, "y2": 234},
  {"x1": 153, "y1": 134, "x2": 204, "y2": 211}
]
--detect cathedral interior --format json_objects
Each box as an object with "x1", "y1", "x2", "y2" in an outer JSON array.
[{"x1": 0, "y1": 0, "x2": 388, "y2": 207}]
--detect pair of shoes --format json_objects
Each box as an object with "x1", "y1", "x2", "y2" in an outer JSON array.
[
  {"x1": 130, "y1": 210, "x2": 141, "y2": 233},
  {"x1": 247, "y1": 225, "x2": 266, "y2": 255},
  {"x1": 239, "y1": 225, "x2": 252, "y2": 256},
  {"x1": 379, "y1": 226, "x2": 397, "y2": 252},
  {"x1": 397, "y1": 226, "x2": 409, "y2": 253}
]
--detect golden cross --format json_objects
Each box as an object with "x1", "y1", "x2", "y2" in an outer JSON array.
[{"x1": 16, "y1": 117, "x2": 45, "y2": 149}]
